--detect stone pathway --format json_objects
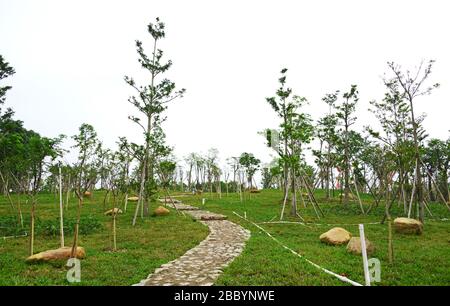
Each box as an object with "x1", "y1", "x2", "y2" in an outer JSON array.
[{"x1": 133, "y1": 201, "x2": 250, "y2": 286}]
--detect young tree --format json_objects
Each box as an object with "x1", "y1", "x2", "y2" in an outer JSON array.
[
  {"x1": 265, "y1": 68, "x2": 292, "y2": 207},
  {"x1": 314, "y1": 92, "x2": 339, "y2": 199},
  {"x1": 424, "y1": 138, "x2": 450, "y2": 202},
  {"x1": 334, "y1": 85, "x2": 359, "y2": 205},
  {"x1": 116, "y1": 137, "x2": 134, "y2": 212},
  {"x1": 158, "y1": 159, "x2": 177, "y2": 191},
  {"x1": 205, "y1": 148, "x2": 219, "y2": 195},
  {"x1": 184, "y1": 153, "x2": 197, "y2": 192},
  {"x1": 125, "y1": 18, "x2": 185, "y2": 225},
  {"x1": 367, "y1": 80, "x2": 415, "y2": 214},
  {"x1": 261, "y1": 158, "x2": 282, "y2": 189},
  {"x1": 27, "y1": 134, "x2": 62, "y2": 255},
  {"x1": 386, "y1": 60, "x2": 440, "y2": 222},
  {"x1": 70, "y1": 123, "x2": 99, "y2": 257},
  {"x1": 265, "y1": 68, "x2": 314, "y2": 218},
  {"x1": 194, "y1": 154, "x2": 206, "y2": 191},
  {"x1": 226, "y1": 157, "x2": 241, "y2": 193},
  {"x1": 238, "y1": 152, "x2": 261, "y2": 190}
]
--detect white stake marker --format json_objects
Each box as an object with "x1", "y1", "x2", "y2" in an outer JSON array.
[
  {"x1": 59, "y1": 167, "x2": 64, "y2": 247},
  {"x1": 359, "y1": 224, "x2": 370, "y2": 286},
  {"x1": 202, "y1": 198, "x2": 205, "y2": 206}
]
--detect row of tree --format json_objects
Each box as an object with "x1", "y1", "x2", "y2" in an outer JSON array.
[{"x1": 262, "y1": 61, "x2": 449, "y2": 222}]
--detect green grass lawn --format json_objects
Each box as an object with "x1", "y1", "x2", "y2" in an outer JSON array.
[
  {"x1": 1, "y1": 189, "x2": 449, "y2": 286},
  {"x1": 0, "y1": 192, "x2": 208, "y2": 285},
  {"x1": 181, "y1": 189, "x2": 450, "y2": 286}
]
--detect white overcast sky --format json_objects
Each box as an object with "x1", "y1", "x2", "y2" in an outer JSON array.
[{"x1": 1, "y1": 0, "x2": 450, "y2": 172}]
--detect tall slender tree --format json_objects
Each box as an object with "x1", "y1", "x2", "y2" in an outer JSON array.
[
  {"x1": 265, "y1": 68, "x2": 312, "y2": 218},
  {"x1": 125, "y1": 18, "x2": 185, "y2": 225},
  {"x1": 70, "y1": 123, "x2": 98, "y2": 257},
  {"x1": 334, "y1": 85, "x2": 359, "y2": 205},
  {"x1": 386, "y1": 60, "x2": 440, "y2": 222}
]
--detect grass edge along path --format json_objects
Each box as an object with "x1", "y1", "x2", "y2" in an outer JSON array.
[{"x1": 232, "y1": 211, "x2": 363, "y2": 286}]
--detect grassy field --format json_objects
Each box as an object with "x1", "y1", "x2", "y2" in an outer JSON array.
[
  {"x1": 1, "y1": 189, "x2": 449, "y2": 286},
  {"x1": 0, "y1": 192, "x2": 208, "y2": 285},
  {"x1": 181, "y1": 189, "x2": 450, "y2": 286}
]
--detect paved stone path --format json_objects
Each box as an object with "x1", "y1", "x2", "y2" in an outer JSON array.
[{"x1": 133, "y1": 201, "x2": 250, "y2": 286}]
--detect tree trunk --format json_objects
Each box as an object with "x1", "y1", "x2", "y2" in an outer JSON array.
[
  {"x1": 29, "y1": 197, "x2": 36, "y2": 256},
  {"x1": 133, "y1": 158, "x2": 147, "y2": 226},
  {"x1": 70, "y1": 195, "x2": 82, "y2": 258},
  {"x1": 409, "y1": 97, "x2": 425, "y2": 223},
  {"x1": 290, "y1": 170, "x2": 297, "y2": 216}
]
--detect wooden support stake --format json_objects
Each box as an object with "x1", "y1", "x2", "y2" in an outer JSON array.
[
  {"x1": 112, "y1": 213, "x2": 117, "y2": 251},
  {"x1": 59, "y1": 167, "x2": 64, "y2": 248},
  {"x1": 388, "y1": 217, "x2": 393, "y2": 264},
  {"x1": 408, "y1": 172, "x2": 416, "y2": 218},
  {"x1": 420, "y1": 159, "x2": 450, "y2": 211},
  {"x1": 353, "y1": 175, "x2": 365, "y2": 215}
]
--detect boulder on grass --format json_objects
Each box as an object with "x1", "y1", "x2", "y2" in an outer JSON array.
[
  {"x1": 26, "y1": 247, "x2": 85, "y2": 262},
  {"x1": 154, "y1": 206, "x2": 170, "y2": 216},
  {"x1": 320, "y1": 227, "x2": 352, "y2": 245},
  {"x1": 128, "y1": 196, "x2": 139, "y2": 202},
  {"x1": 84, "y1": 191, "x2": 92, "y2": 197},
  {"x1": 104, "y1": 208, "x2": 123, "y2": 216},
  {"x1": 249, "y1": 189, "x2": 261, "y2": 193},
  {"x1": 346, "y1": 237, "x2": 375, "y2": 255},
  {"x1": 394, "y1": 217, "x2": 423, "y2": 235}
]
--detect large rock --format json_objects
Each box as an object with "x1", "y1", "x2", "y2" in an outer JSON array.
[
  {"x1": 158, "y1": 198, "x2": 181, "y2": 204},
  {"x1": 128, "y1": 196, "x2": 139, "y2": 202},
  {"x1": 346, "y1": 237, "x2": 375, "y2": 255},
  {"x1": 154, "y1": 206, "x2": 170, "y2": 216},
  {"x1": 26, "y1": 247, "x2": 85, "y2": 262},
  {"x1": 249, "y1": 189, "x2": 261, "y2": 193},
  {"x1": 394, "y1": 217, "x2": 423, "y2": 235},
  {"x1": 320, "y1": 227, "x2": 352, "y2": 245},
  {"x1": 84, "y1": 191, "x2": 92, "y2": 197},
  {"x1": 104, "y1": 208, "x2": 123, "y2": 216},
  {"x1": 200, "y1": 213, "x2": 228, "y2": 221}
]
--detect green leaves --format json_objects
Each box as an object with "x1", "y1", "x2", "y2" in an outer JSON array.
[
  {"x1": 1, "y1": 96, "x2": 62, "y2": 194},
  {"x1": 0, "y1": 55, "x2": 15, "y2": 104},
  {"x1": 264, "y1": 68, "x2": 314, "y2": 179},
  {"x1": 239, "y1": 152, "x2": 261, "y2": 181},
  {"x1": 148, "y1": 17, "x2": 166, "y2": 40},
  {"x1": 334, "y1": 85, "x2": 358, "y2": 128}
]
